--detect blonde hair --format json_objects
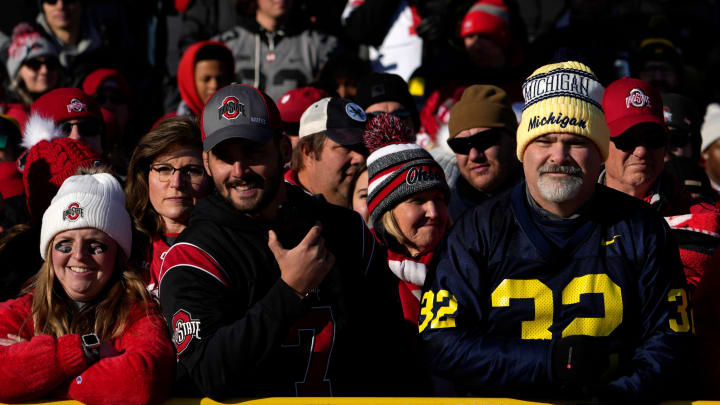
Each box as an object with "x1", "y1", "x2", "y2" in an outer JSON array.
[
  {"x1": 380, "y1": 209, "x2": 411, "y2": 250},
  {"x1": 22, "y1": 243, "x2": 151, "y2": 341}
]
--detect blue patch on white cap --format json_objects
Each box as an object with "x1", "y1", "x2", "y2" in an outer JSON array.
[{"x1": 346, "y1": 103, "x2": 367, "y2": 122}]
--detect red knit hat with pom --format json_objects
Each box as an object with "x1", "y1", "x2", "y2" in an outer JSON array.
[
  {"x1": 20, "y1": 137, "x2": 103, "y2": 222},
  {"x1": 364, "y1": 113, "x2": 448, "y2": 228}
]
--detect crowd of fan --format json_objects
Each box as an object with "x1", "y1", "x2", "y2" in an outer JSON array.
[{"x1": 0, "y1": 0, "x2": 720, "y2": 403}]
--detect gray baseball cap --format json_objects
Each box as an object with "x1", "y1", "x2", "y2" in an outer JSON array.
[{"x1": 201, "y1": 83, "x2": 282, "y2": 152}]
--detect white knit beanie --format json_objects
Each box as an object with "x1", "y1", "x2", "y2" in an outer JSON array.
[
  {"x1": 701, "y1": 103, "x2": 720, "y2": 152},
  {"x1": 40, "y1": 173, "x2": 132, "y2": 260}
]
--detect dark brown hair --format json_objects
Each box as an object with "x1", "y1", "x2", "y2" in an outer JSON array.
[
  {"x1": 125, "y1": 116, "x2": 205, "y2": 240},
  {"x1": 290, "y1": 132, "x2": 326, "y2": 171}
]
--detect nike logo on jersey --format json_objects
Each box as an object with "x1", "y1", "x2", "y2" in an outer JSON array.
[{"x1": 603, "y1": 235, "x2": 621, "y2": 246}]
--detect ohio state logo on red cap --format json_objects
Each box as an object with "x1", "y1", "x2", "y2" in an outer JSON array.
[
  {"x1": 62, "y1": 202, "x2": 83, "y2": 221},
  {"x1": 217, "y1": 96, "x2": 245, "y2": 120},
  {"x1": 625, "y1": 89, "x2": 651, "y2": 109},
  {"x1": 172, "y1": 309, "x2": 201, "y2": 358},
  {"x1": 66, "y1": 98, "x2": 87, "y2": 113}
]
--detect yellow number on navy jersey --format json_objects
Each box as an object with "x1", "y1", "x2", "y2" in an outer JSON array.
[
  {"x1": 668, "y1": 288, "x2": 691, "y2": 333},
  {"x1": 490, "y1": 275, "x2": 624, "y2": 340},
  {"x1": 418, "y1": 290, "x2": 458, "y2": 332},
  {"x1": 418, "y1": 291, "x2": 434, "y2": 333},
  {"x1": 491, "y1": 279, "x2": 553, "y2": 339},
  {"x1": 431, "y1": 290, "x2": 458, "y2": 329},
  {"x1": 561, "y1": 274, "x2": 623, "y2": 337}
]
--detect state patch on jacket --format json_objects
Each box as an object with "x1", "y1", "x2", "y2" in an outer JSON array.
[{"x1": 159, "y1": 185, "x2": 415, "y2": 398}]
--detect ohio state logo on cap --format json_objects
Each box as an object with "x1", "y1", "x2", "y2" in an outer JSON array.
[
  {"x1": 67, "y1": 98, "x2": 87, "y2": 113},
  {"x1": 172, "y1": 309, "x2": 201, "y2": 358},
  {"x1": 625, "y1": 89, "x2": 651, "y2": 109},
  {"x1": 62, "y1": 202, "x2": 83, "y2": 221},
  {"x1": 217, "y1": 96, "x2": 245, "y2": 120}
]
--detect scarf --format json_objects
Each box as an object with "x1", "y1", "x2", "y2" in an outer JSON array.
[{"x1": 387, "y1": 249, "x2": 435, "y2": 325}]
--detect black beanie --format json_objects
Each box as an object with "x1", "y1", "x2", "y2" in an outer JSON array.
[{"x1": 354, "y1": 73, "x2": 420, "y2": 131}]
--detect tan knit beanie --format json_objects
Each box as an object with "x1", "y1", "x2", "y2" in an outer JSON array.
[{"x1": 448, "y1": 85, "x2": 517, "y2": 139}]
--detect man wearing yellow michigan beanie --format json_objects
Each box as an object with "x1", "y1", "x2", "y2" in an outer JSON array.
[
  {"x1": 420, "y1": 61, "x2": 692, "y2": 400},
  {"x1": 517, "y1": 60, "x2": 609, "y2": 161}
]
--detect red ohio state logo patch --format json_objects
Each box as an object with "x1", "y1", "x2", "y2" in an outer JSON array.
[
  {"x1": 62, "y1": 202, "x2": 83, "y2": 221},
  {"x1": 172, "y1": 309, "x2": 201, "y2": 358},
  {"x1": 217, "y1": 96, "x2": 245, "y2": 120},
  {"x1": 625, "y1": 88, "x2": 651, "y2": 109},
  {"x1": 67, "y1": 98, "x2": 87, "y2": 113}
]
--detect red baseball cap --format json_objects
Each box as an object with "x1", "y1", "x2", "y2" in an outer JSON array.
[
  {"x1": 601, "y1": 77, "x2": 665, "y2": 138},
  {"x1": 277, "y1": 87, "x2": 329, "y2": 124},
  {"x1": 30, "y1": 88, "x2": 103, "y2": 125}
]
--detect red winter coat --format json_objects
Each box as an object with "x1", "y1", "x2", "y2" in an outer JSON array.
[{"x1": 0, "y1": 293, "x2": 175, "y2": 405}]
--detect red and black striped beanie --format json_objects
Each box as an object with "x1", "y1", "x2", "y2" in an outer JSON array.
[{"x1": 364, "y1": 113, "x2": 448, "y2": 229}]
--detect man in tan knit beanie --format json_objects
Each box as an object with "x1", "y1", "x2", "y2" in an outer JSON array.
[{"x1": 447, "y1": 84, "x2": 521, "y2": 219}]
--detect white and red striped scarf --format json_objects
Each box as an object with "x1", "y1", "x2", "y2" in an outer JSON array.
[{"x1": 387, "y1": 249, "x2": 435, "y2": 324}]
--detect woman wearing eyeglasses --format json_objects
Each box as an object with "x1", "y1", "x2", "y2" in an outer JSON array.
[
  {"x1": 4, "y1": 23, "x2": 61, "y2": 131},
  {"x1": 0, "y1": 171, "x2": 175, "y2": 404},
  {"x1": 364, "y1": 113, "x2": 450, "y2": 329},
  {"x1": 125, "y1": 116, "x2": 212, "y2": 295}
]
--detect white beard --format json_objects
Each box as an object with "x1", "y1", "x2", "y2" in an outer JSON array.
[{"x1": 537, "y1": 174, "x2": 583, "y2": 203}]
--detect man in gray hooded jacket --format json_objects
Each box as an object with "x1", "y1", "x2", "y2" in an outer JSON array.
[{"x1": 214, "y1": 0, "x2": 338, "y2": 101}]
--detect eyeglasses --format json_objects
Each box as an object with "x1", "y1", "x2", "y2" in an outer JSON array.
[
  {"x1": 367, "y1": 109, "x2": 412, "y2": 120},
  {"x1": 150, "y1": 164, "x2": 206, "y2": 184},
  {"x1": 59, "y1": 120, "x2": 104, "y2": 138},
  {"x1": 610, "y1": 131, "x2": 667, "y2": 151},
  {"x1": 24, "y1": 58, "x2": 59, "y2": 71},
  {"x1": 446, "y1": 129, "x2": 504, "y2": 155}
]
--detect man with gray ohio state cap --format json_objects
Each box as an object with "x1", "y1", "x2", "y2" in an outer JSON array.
[
  {"x1": 159, "y1": 84, "x2": 412, "y2": 399},
  {"x1": 285, "y1": 97, "x2": 368, "y2": 208}
]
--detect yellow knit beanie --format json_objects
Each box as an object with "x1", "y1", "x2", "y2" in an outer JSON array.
[{"x1": 516, "y1": 61, "x2": 609, "y2": 162}]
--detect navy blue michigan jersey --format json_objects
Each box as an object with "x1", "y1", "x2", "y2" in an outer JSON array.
[{"x1": 420, "y1": 183, "x2": 694, "y2": 398}]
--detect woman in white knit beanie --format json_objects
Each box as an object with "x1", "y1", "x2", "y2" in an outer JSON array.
[{"x1": 0, "y1": 172, "x2": 175, "y2": 404}]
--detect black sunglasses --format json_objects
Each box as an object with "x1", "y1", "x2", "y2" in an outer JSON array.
[
  {"x1": 447, "y1": 129, "x2": 505, "y2": 155},
  {"x1": 367, "y1": 109, "x2": 412, "y2": 120},
  {"x1": 59, "y1": 120, "x2": 104, "y2": 138},
  {"x1": 611, "y1": 132, "x2": 667, "y2": 151},
  {"x1": 24, "y1": 58, "x2": 59, "y2": 71}
]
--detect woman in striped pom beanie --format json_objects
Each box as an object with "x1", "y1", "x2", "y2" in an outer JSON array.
[{"x1": 364, "y1": 113, "x2": 450, "y2": 325}]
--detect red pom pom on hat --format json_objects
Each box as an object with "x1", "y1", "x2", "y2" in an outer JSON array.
[
  {"x1": 22, "y1": 137, "x2": 103, "y2": 222},
  {"x1": 363, "y1": 113, "x2": 416, "y2": 154}
]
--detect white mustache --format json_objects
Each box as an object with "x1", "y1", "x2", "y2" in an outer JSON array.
[{"x1": 538, "y1": 164, "x2": 582, "y2": 177}]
